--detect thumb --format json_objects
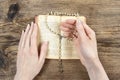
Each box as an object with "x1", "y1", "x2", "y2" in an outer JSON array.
[
  {"x1": 39, "y1": 41, "x2": 49, "y2": 63},
  {"x1": 82, "y1": 22, "x2": 95, "y2": 39},
  {"x1": 76, "y1": 19, "x2": 86, "y2": 39}
]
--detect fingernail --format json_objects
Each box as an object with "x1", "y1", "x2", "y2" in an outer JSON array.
[
  {"x1": 21, "y1": 30, "x2": 23, "y2": 34},
  {"x1": 27, "y1": 24, "x2": 30, "y2": 27},
  {"x1": 27, "y1": 24, "x2": 30, "y2": 30},
  {"x1": 31, "y1": 22, "x2": 34, "y2": 26},
  {"x1": 76, "y1": 19, "x2": 82, "y2": 27},
  {"x1": 22, "y1": 30, "x2": 24, "y2": 35},
  {"x1": 31, "y1": 22, "x2": 33, "y2": 24}
]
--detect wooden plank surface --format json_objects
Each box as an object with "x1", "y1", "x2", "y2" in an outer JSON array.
[{"x1": 0, "y1": 0, "x2": 120, "y2": 80}]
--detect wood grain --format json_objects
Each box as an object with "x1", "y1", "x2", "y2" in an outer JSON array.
[{"x1": 0, "y1": 0, "x2": 120, "y2": 80}]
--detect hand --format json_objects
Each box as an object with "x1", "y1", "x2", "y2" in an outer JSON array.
[
  {"x1": 60, "y1": 18, "x2": 98, "y2": 67},
  {"x1": 60, "y1": 18, "x2": 109, "y2": 80},
  {"x1": 14, "y1": 22, "x2": 48, "y2": 80}
]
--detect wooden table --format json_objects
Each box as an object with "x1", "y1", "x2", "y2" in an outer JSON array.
[{"x1": 0, "y1": 0, "x2": 120, "y2": 80}]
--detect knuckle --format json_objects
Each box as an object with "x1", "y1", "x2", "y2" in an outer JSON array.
[{"x1": 64, "y1": 28, "x2": 70, "y2": 31}]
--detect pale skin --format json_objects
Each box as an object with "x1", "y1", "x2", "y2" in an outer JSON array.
[
  {"x1": 14, "y1": 18, "x2": 109, "y2": 80},
  {"x1": 14, "y1": 22, "x2": 48, "y2": 80}
]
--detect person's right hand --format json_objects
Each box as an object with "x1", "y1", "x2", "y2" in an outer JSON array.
[
  {"x1": 60, "y1": 18, "x2": 99, "y2": 67},
  {"x1": 60, "y1": 18, "x2": 109, "y2": 80}
]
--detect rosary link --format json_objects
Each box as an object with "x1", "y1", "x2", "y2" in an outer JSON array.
[
  {"x1": 45, "y1": 15, "x2": 64, "y2": 80},
  {"x1": 59, "y1": 35, "x2": 64, "y2": 80},
  {"x1": 45, "y1": 13, "x2": 80, "y2": 80}
]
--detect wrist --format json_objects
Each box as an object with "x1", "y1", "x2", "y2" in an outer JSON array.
[
  {"x1": 82, "y1": 55, "x2": 100, "y2": 68},
  {"x1": 84, "y1": 58, "x2": 103, "y2": 71},
  {"x1": 84, "y1": 58, "x2": 109, "y2": 80}
]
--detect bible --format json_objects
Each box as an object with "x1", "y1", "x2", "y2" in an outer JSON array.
[{"x1": 35, "y1": 14, "x2": 86, "y2": 59}]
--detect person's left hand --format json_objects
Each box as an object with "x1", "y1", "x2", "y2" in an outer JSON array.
[{"x1": 14, "y1": 22, "x2": 48, "y2": 80}]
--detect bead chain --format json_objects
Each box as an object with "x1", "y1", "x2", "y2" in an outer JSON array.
[
  {"x1": 45, "y1": 15, "x2": 65, "y2": 80},
  {"x1": 45, "y1": 14, "x2": 79, "y2": 80}
]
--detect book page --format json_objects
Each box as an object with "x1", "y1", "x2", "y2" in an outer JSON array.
[{"x1": 36, "y1": 15, "x2": 85, "y2": 59}]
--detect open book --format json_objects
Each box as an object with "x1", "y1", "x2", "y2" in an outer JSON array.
[{"x1": 35, "y1": 15, "x2": 85, "y2": 59}]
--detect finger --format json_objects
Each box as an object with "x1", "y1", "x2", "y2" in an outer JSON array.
[
  {"x1": 17, "y1": 30, "x2": 25, "y2": 60},
  {"x1": 60, "y1": 26, "x2": 73, "y2": 32},
  {"x1": 62, "y1": 32, "x2": 71, "y2": 37},
  {"x1": 76, "y1": 19, "x2": 86, "y2": 39},
  {"x1": 65, "y1": 19, "x2": 76, "y2": 25},
  {"x1": 39, "y1": 42, "x2": 48, "y2": 63},
  {"x1": 30, "y1": 23, "x2": 38, "y2": 55},
  {"x1": 21, "y1": 24, "x2": 30, "y2": 48},
  {"x1": 25, "y1": 22, "x2": 34, "y2": 48},
  {"x1": 61, "y1": 22, "x2": 75, "y2": 29},
  {"x1": 82, "y1": 22, "x2": 96, "y2": 39},
  {"x1": 18, "y1": 30, "x2": 24, "y2": 50}
]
